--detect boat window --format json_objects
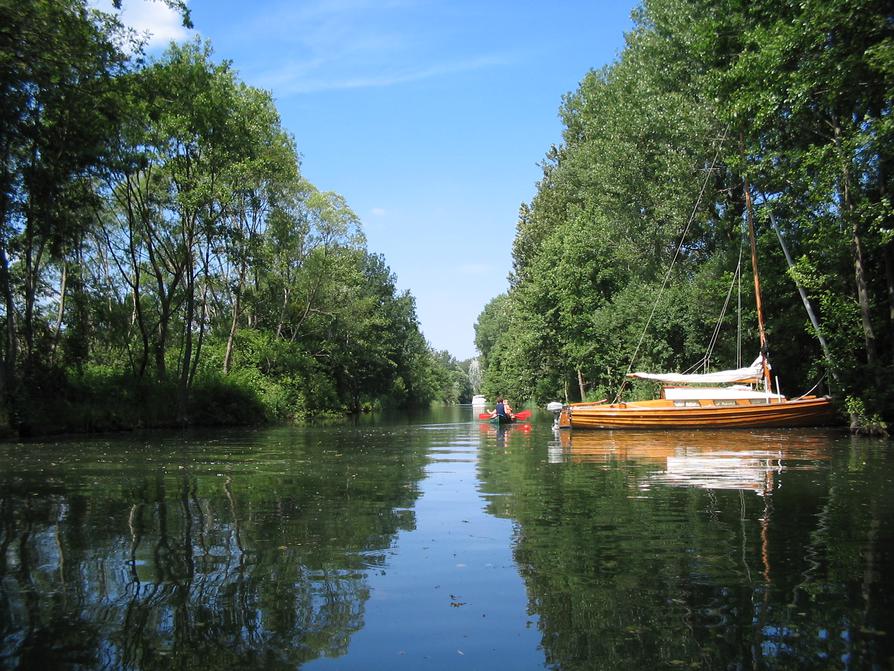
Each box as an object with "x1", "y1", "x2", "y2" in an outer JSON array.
[
  {"x1": 673, "y1": 400, "x2": 701, "y2": 408},
  {"x1": 712, "y1": 399, "x2": 738, "y2": 406},
  {"x1": 748, "y1": 399, "x2": 769, "y2": 405}
]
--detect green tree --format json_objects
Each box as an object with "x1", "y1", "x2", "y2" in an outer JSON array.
[
  {"x1": 0, "y1": 0, "x2": 130, "y2": 429},
  {"x1": 218, "y1": 86, "x2": 298, "y2": 374},
  {"x1": 483, "y1": 0, "x2": 892, "y2": 419}
]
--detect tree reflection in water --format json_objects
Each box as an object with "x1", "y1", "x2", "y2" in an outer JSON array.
[
  {"x1": 2, "y1": 422, "x2": 892, "y2": 669},
  {"x1": 0, "y1": 427, "x2": 426, "y2": 669},
  {"x1": 478, "y1": 428, "x2": 894, "y2": 669}
]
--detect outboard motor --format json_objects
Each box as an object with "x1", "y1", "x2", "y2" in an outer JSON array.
[{"x1": 546, "y1": 401, "x2": 564, "y2": 430}]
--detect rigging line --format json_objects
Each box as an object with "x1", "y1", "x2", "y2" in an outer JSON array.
[
  {"x1": 682, "y1": 357, "x2": 707, "y2": 375},
  {"x1": 613, "y1": 123, "x2": 730, "y2": 403},
  {"x1": 682, "y1": 253, "x2": 738, "y2": 376},
  {"x1": 737, "y1": 232, "x2": 743, "y2": 368},
  {"x1": 793, "y1": 374, "x2": 826, "y2": 401},
  {"x1": 704, "y1": 242, "x2": 744, "y2": 370},
  {"x1": 764, "y1": 205, "x2": 839, "y2": 389}
]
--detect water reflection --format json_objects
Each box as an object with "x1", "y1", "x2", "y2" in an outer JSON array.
[
  {"x1": 2, "y1": 417, "x2": 892, "y2": 669},
  {"x1": 478, "y1": 422, "x2": 533, "y2": 452},
  {"x1": 556, "y1": 429, "x2": 837, "y2": 495},
  {"x1": 481, "y1": 427, "x2": 894, "y2": 669},
  {"x1": 0, "y1": 427, "x2": 427, "y2": 669}
]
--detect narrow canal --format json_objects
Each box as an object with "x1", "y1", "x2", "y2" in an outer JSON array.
[{"x1": 1, "y1": 407, "x2": 891, "y2": 669}]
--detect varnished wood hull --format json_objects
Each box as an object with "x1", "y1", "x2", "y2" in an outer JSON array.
[{"x1": 559, "y1": 396, "x2": 838, "y2": 430}]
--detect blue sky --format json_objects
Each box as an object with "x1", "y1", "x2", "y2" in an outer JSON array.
[{"x1": 105, "y1": 0, "x2": 637, "y2": 360}]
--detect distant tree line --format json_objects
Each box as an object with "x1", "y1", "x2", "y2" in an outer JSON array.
[
  {"x1": 0, "y1": 0, "x2": 471, "y2": 437},
  {"x1": 476, "y1": 0, "x2": 893, "y2": 427}
]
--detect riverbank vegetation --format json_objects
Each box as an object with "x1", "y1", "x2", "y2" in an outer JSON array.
[
  {"x1": 0, "y1": 1, "x2": 471, "y2": 437},
  {"x1": 477, "y1": 0, "x2": 893, "y2": 427}
]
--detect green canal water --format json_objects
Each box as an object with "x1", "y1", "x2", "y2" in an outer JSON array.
[{"x1": 1, "y1": 406, "x2": 892, "y2": 670}]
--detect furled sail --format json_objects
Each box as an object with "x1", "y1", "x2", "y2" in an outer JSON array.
[{"x1": 628, "y1": 356, "x2": 765, "y2": 385}]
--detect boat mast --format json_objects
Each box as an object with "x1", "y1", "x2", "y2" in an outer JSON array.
[{"x1": 742, "y1": 157, "x2": 772, "y2": 391}]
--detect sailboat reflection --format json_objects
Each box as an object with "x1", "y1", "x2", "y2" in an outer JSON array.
[
  {"x1": 651, "y1": 450, "x2": 781, "y2": 494},
  {"x1": 556, "y1": 429, "x2": 836, "y2": 495}
]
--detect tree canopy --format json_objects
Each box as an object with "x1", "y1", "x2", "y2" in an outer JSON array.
[
  {"x1": 0, "y1": 1, "x2": 465, "y2": 436},
  {"x1": 478, "y1": 0, "x2": 893, "y2": 423}
]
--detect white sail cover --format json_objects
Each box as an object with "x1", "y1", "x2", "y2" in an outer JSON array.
[{"x1": 628, "y1": 356, "x2": 765, "y2": 385}]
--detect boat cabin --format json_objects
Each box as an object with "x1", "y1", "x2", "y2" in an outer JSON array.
[{"x1": 660, "y1": 385, "x2": 785, "y2": 406}]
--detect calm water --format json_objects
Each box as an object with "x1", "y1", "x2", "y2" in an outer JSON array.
[{"x1": 1, "y1": 407, "x2": 892, "y2": 670}]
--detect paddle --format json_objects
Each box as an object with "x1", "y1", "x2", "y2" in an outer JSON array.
[{"x1": 478, "y1": 409, "x2": 532, "y2": 421}]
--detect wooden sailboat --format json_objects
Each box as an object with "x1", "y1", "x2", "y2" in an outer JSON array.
[
  {"x1": 556, "y1": 388, "x2": 837, "y2": 430},
  {"x1": 558, "y1": 173, "x2": 838, "y2": 431}
]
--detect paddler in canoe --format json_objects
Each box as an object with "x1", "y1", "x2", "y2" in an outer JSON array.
[{"x1": 488, "y1": 397, "x2": 515, "y2": 424}]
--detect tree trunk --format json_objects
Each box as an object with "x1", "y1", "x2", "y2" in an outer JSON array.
[
  {"x1": 834, "y1": 119, "x2": 877, "y2": 366},
  {"x1": 275, "y1": 285, "x2": 290, "y2": 339},
  {"x1": 50, "y1": 261, "x2": 68, "y2": 362},
  {"x1": 223, "y1": 268, "x2": 245, "y2": 374},
  {"x1": 23, "y1": 223, "x2": 44, "y2": 365},
  {"x1": 577, "y1": 367, "x2": 586, "y2": 400},
  {"x1": 189, "y1": 246, "x2": 212, "y2": 389},
  {"x1": 126, "y1": 178, "x2": 151, "y2": 378},
  {"x1": 154, "y1": 297, "x2": 170, "y2": 381},
  {"x1": 852, "y1": 221, "x2": 878, "y2": 366},
  {"x1": 178, "y1": 262, "x2": 195, "y2": 426},
  {"x1": 146, "y1": 239, "x2": 179, "y2": 382},
  {"x1": 0, "y1": 245, "x2": 17, "y2": 407},
  {"x1": 874, "y1": 139, "x2": 893, "y2": 362},
  {"x1": 885, "y1": 241, "x2": 894, "y2": 363},
  {"x1": 132, "y1": 285, "x2": 150, "y2": 379}
]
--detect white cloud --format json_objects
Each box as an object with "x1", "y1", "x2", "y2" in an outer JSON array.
[
  {"x1": 239, "y1": 0, "x2": 514, "y2": 95},
  {"x1": 370, "y1": 208, "x2": 387, "y2": 217},
  {"x1": 91, "y1": 0, "x2": 190, "y2": 49},
  {"x1": 259, "y1": 54, "x2": 511, "y2": 95}
]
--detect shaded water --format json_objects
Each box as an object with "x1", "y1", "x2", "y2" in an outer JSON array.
[{"x1": 1, "y1": 407, "x2": 892, "y2": 669}]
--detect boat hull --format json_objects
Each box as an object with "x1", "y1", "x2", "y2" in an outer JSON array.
[
  {"x1": 559, "y1": 396, "x2": 838, "y2": 430},
  {"x1": 489, "y1": 415, "x2": 515, "y2": 426}
]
